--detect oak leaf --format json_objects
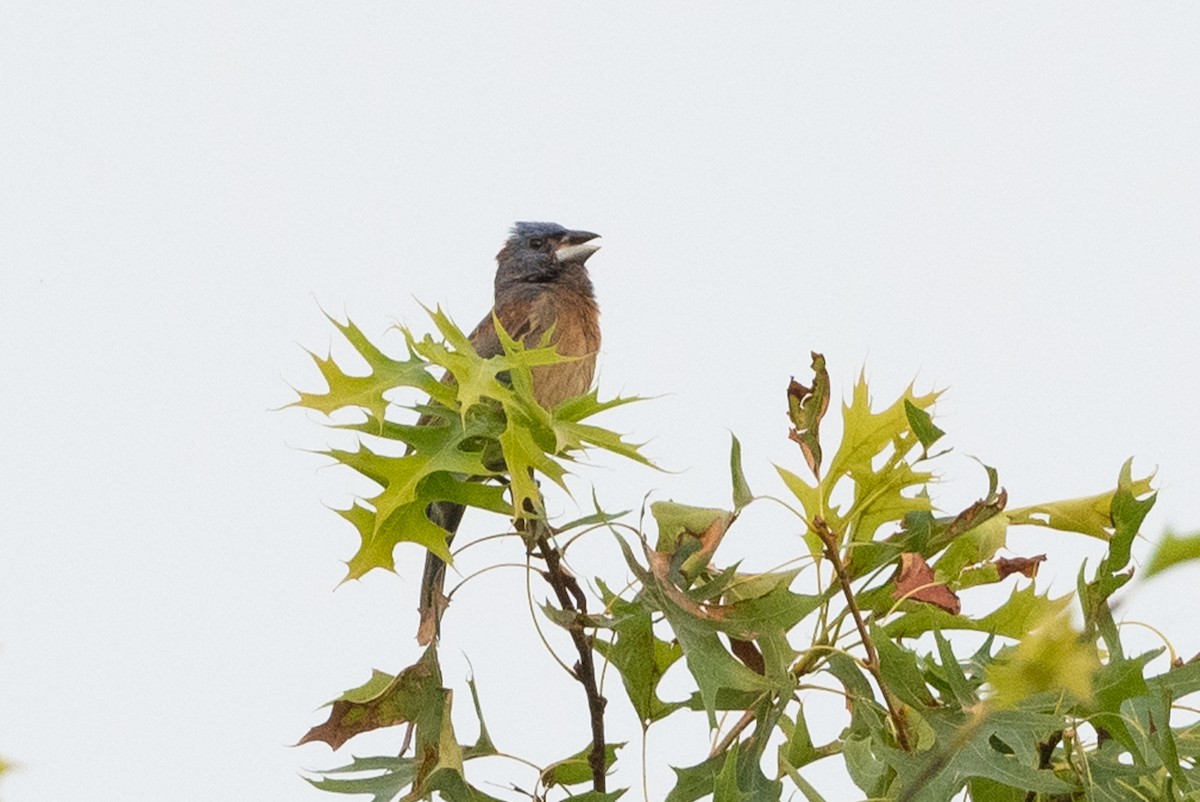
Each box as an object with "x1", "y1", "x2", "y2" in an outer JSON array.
[{"x1": 893, "y1": 553, "x2": 961, "y2": 615}]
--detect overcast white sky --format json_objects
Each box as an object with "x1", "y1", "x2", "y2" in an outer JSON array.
[{"x1": 3, "y1": 3, "x2": 1199, "y2": 801}]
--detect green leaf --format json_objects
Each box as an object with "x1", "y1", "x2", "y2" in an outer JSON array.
[
  {"x1": 826, "y1": 373, "x2": 940, "y2": 500},
  {"x1": 303, "y1": 669, "x2": 500, "y2": 802},
  {"x1": 777, "y1": 707, "x2": 817, "y2": 770},
  {"x1": 847, "y1": 458, "x2": 934, "y2": 545},
  {"x1": 919, "y1": 471, "x2": 1007, "y2": 557},
  {"x1": 709, "y1": 570, "x2": 825, "y2": 641},
  {"x1": 884, "y1": 583, "x2": 1072, "y2": 640},
  {"x1": 930, "y1": 630, "x2": 977, "y2": 708},
  {"x1": 662, "y1": 567, "x2": 824, "y2": 686},
  {"x1": 338, "y1": 499, "x2": 456, "y2": 580},
  {"x1": 1080, "y1": 650, "x2": 1157, "y2": 753},
  {"x1": 666, "y1": 743, "x2": 782, "y2": 802},
  {"x1": 616, "y1": 538, "x2": 776, "y2": 722},
  {"x1": 774, "y1": 465, "x2": 826, "y2": 557},
  {"x1": 1146, "y1": 657, "x2": 1200, "y2": 701},
  {"x1": 934, "y1": 727, "x2": 1071, "y2": 795},
  {"x1": 539, "y1": 742, "x2": 623, "y2": 789},
  {"x1": 806, "y1": 373, "x2": 941, "y2": 548},
  {"x1": 966, "y1": 777, "x2": 1028, "y2": 802},
  {"x1": 984, "y1": 612, "x2": 1098, "y2": 708},
  {"x1": 1006, "y1": 466, "x2": 1155, "y2": 541},
  {"x1": 658, "y1": 594, "x2": 776, "y2": 722},
  {"x1": 462, "y1": 674, "x2": 497, "y2": 759},
  {"x1": 729, "y1": 433, "x2": 753, "y2": 511},
  {"x1": 665, "y1": 754, "x2": 725, "y2": 802},
  {"x1": 934, "y1": 514, "x2": 1009, "y2": 583},
  {"x1": 409, "y1": 687, "x2": 507, "y2": 802},
  {"x1": 290, "y1": 311, "x2": 439, "y2": 422},
  {"x1": 843, "y1": 733, "x2": 891, "y2": 797},
  {"x1": 304, "y1": 755, "x2": 416, "y2": 802},
  {"x1": 904, "y1": 398, "x2": 945, "y2": 451},
  {"x1": 778, "y1": 757, "x2": 831, "y2": 802},
  {"x1": 1144, "y1": 528, "x2": 1200, "y2": 579},
  {"x1": 887, "y1": 707, "x2": 1072, "y2": 801},
  {"x1": 554, "y1": 506, "x2": 631, "y2": 533},
  {"x1": 712, "y1": 742, "x2": 744, "y2": 802},
  {"x1": 872, "y1": 624, "x2": 936, "y2": 708},
  {"x1": 824, "y1": 651, "x2": 877, "y2": 714},
  {"x1": 1108, "y1": 458, "x2": 1156, "y2": 570},
  {"x1": 592, "y1": 581, "x2": 684, "y2": 724},
  {"x1": 295, "y1": 308, "x2": 654, "y2": 580}
]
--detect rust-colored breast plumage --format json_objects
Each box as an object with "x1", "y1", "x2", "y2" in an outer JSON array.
[
  {"x1": 471, "y1": 287, "x2": 600, "y2": 409},
  {"x1": 531, "y1": 289, "x2": 600, "y2": 408}
]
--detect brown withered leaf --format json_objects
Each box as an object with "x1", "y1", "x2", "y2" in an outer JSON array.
[
  {"x1": 928, "y1": 488, "x2": 1009, "y2": 553},
  {"x1": 995, "y1": 554, "x2": 1047, "y2": 580},
  {"x1": 298, "y1": 649, "x2": 441, "y2": 750},
  {"x1": 644, "y1": 547, "x2": 757, "y2": 638},
  {"x1": 728, "y1": 637, "x2": 766, "y2": 675},
  {"x1": 893, "y1": 552, "x2": 961, "y2": 615},
  {"x1": 650, "y1": 501, "x2": 734, "y2": 586},
  {"x1": 787, "y1": 352, "x2": 831, "y2": 477}
]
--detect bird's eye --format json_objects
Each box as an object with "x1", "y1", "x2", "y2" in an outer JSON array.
[{"x1": 529, "y1": 237, "x2": 545, "y2": 249}]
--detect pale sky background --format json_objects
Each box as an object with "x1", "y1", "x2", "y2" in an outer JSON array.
[{"x1": 2, "y1": 3, "x2": 1199, "y2": 801}]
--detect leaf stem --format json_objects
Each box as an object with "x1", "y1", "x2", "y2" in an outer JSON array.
[
  {"x1": 708, "y1": 692, "x2": 770, "y2": 758},
  {"x1": 812, "y1": 515, "x2": 911, "y2": 751},
  {"x1": 526, "y1": 517, "x2": 608, "y2": 792}
]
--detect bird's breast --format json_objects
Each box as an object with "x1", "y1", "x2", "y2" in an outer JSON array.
[{"x1": 531, "y1": 292, "x2": 600, "y2": 409}]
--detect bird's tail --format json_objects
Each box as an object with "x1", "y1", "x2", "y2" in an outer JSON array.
[{"x1": 417, "y1": 499, "x2": 466, "y2": 645}]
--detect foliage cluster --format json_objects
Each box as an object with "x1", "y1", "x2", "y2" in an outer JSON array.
[{"x1": 291, "y1": 311, "x2": 1200, "y2": 802}]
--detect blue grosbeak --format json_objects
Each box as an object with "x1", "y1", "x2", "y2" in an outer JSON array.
[{"x1": 417, "y1": 221, "x2": 602, "y2": 643}]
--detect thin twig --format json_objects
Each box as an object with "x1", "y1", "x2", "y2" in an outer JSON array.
[
  {"x1": 708, "y1": 694, "x2": 769, "y2": 758},
  {"x1": 526, "y1": 518, "x2": 608, "y2": 792},
  {"x1": 813, "y1": 515, "x2": 911, "y2": 751}
]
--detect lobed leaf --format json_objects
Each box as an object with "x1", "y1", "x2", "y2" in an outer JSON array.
[
  {"x1": 290, "y1": 311, "x2": 438, "y2": 422},
  {"x1": 295, "y1": 307, "x2": 653, "y2": 580},
  {"x1": 884, "y1": 583, "x2": 1071, "y2": 640},
  {"x1": 299, "y1": 647, "x2": 442, "y2": 751},
  {"x1": 1006, "y1": 462, "x2": 1155, "y2": 541},
  {"x1": 984, "y1": 613, "x2": 1098, "y2": 708},
  {"x1": 825, "y1": 373, "x2": 940, "y2": 499},
  {"x1": 593, "y1": 581, "x2": 684, "y2": 725}
]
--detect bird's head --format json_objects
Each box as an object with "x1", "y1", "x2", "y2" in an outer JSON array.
[{"x1": 495, "y1": 222, "x2": 602, "y2": 287}]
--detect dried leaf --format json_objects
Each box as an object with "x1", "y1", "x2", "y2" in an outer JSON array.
[
  {"x1": 995, "y1": 554, "x2": 1046, "y2": 580},
  {"x1": 893, "y1": 553, "x2": 961, "y2": 615},
  {"x1": 299, "y1": 649, "x2": 441, "y2": 750},
  {"x1": 651, "y1": 501, "x2": 734, "y2": 585},
  {"x1": 786, "y1": 353, "x2": 830, "y2": 477},
  {"x1": 927, "y1": 488, "x2": 1008, "y2": 554},
  {"x1": 728, "y1": 637, "x2": 766, "y2": 676}
]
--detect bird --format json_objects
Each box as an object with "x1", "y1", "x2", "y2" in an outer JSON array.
[{"x1": 416, "y1": 221, "x2": 603, "y2": 644}]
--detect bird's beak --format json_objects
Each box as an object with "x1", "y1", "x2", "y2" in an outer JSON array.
[{"x1": 553, "y1": 230, "x2": 602, "y2": 265}]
